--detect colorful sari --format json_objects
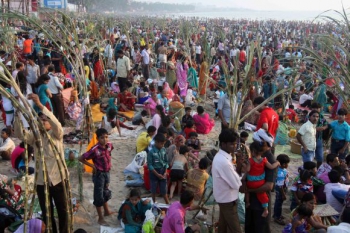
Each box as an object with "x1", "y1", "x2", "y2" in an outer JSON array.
[
  {"x1": 166, "y1": 60, "x2": 177, "y2": 89},
  {"x1": 164, "y1": 82, "x2": 174, "y2": 100},
  {"x1": 199, "y1": 61, "x2": 208, "y2": 95},
  {"x1": 193, "y1": 113, "x2": 214, "y2": 134},
  {"x1": 187, "y1": 67, "x2": 198, "y2": 89},
  {"x1": 176, "y1": 61, "x2": 188, "y2": 97},
  {"x1": 144, "y1": 97, "x2": 161, "y2": 116},
  {"x1": 36, "y1": 84, "x2": 52, "y2": 112},
  {"x1": 118, "y1": 92, "x2": 135, "y2": 112}
]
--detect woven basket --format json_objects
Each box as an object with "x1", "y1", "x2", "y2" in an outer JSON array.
[{"x1": 290, "y1": 139, "x2": 301, "y2": 155}]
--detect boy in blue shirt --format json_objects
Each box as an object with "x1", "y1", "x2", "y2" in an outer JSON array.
[
  {"x1": 273, "y1": 154, "x2": 290, "y2": 225},
  {"x1": 147, "y1": 133, "x2": 170, "y2": 204},
  {"x1": 327, "y1": 108, "x2": 350, "y2": 161}
]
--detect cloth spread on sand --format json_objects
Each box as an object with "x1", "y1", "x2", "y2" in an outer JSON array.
[{"x1": 91, "y1": 104, "x2": 135, "y2": 123}]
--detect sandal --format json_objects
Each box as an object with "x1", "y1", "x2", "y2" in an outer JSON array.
[{"x1": 274, "y1": 218, "x2": 285, "y2": 226}]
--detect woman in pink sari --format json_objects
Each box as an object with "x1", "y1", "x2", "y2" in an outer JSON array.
[
  {"x1": 193, "y1": 106, "x2": 214, "y2": 134},
  {"x1": 144, "y1": 92, "x2": 161, "y2": 116},
  {"x1": 176, "y1": 55, "x2": 189, "y2": 101},
  {"x1": 163, "y1": 82, "x2": 174, "y2": 100}
]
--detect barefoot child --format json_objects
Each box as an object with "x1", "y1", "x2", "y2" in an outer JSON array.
[
  {"x1": 79, "y1": 128, "x2": 115, "y2": 225},
  {"x1": 244, "y1": 141, "x2": 280, "y2": 217},
  {"x1": 169, "y1": 145, "x2": 190, "y2": 199},
  {"x1": 147, "y1": 133, "x2": 170, "y2": 204}
]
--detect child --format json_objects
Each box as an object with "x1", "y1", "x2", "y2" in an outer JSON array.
[
  {"x1": 282, "y1": 204, "x2": 313, "y2": 233},
  {"x1": 132, "y1": 110, "x2": 149, "y2": 126},
  {"x1": 169, "y1": 145, "x2": 190, "y2": 199},
  {"x1": 213, "y1": 87, "x2": 220, "y2": 117},
  {"x1": 244, "y1": 141, "x2": 280, "y2": 217},
  {"x1": 147, "y1": 133, "x2": 170, "y2": 204},
  {"x1": 79, "y1": 128, "x2": 114, "y2": 225},
  {"x1": 290, "y1": 169, "x2": 313, "y2": 211},
  {"x1": 111, "y1": 77, "x2": 120, "y2": 93},
  {"x1": 157, "y1": 87, "x2": 169, "y2": 113},
  {"x1": 181, "y1": 107, "x2": 193, "y2": 129},
  {"x1": 273, "y1": 154, "x2": 290, "y2": 225},
  {"x1": 286, "y1": 104, "x2": 297, "y2": 122},
  {"x1": 186, "y1": 132, "x2": 201, "y2": 154},
  {"x1": 117, "y1": 189, "x2": 152, "y2": 233},
  {"x1": 183, "y1": 120, "x2": 196, "y2": 139}
]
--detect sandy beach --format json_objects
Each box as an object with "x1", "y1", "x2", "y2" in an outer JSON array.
[{"x1": 0, "y1": 97, "x2": 307, "y2": 233}]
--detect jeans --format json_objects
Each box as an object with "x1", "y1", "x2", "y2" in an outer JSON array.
[
  {"x1": 331, "y1": 139, "x2": 348, "y2": 160},
  {"x1": 315, "y1": 139, "x2": 324, "y2": 163},
  {"x1": 273, "y1": 186, "x2": 285, "y2": 219},
  {"x1": 332, "y1": 189, "x2": 348, "y2": 204},
  {"x1": 301, "y1": 149, "x2": 315, "y2": 162},
  {"x1": 92, "y1": 171, "x2": 110, "y2": 207}
]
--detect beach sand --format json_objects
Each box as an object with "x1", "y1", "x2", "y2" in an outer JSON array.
[{"x1": 0, "y1": 99, "x2": 305, "y2": 233}]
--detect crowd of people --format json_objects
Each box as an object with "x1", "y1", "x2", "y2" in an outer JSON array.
[{"x1": 0, "y1": 14, "x2": 350, "y2": 233}]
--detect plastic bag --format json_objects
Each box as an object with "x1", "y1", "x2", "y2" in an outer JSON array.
[{"x1": 125, "y1": 151, "x2": 147, "y2": 173}]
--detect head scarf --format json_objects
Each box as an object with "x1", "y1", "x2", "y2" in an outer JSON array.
[
  {"x1": 174, "y1": 135, "x2": 185, "y2": 146},
  {"x1": 253, "y1": 129, "x2": 274, "y2": 147},
  {"x1": 106, "y1": 98, "x2": 118, "y2": 113},
  {"x1": 15, "y1": 219, "x2": 43, "y2": 233}
]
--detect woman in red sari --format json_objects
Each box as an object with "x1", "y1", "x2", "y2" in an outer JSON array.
[
  {"x1": 193, "y1": 105, "x2": 214, "y2": 134},
  {"x1": 90, "y1": 47, "x2": 104, "y2": 84},
  {"x1": 118, "y1": 87, "x2": 136, "y2": 112}
]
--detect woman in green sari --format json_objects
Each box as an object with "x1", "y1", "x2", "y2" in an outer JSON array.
[{"x1": 166, "y1": 53, "x2": 177, "y2": 89}]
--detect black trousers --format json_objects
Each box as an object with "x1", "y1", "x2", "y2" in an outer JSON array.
[
  {"x1": 118, "y1": 77, "x2": 128, "y2": 92},
  {"x1": 301, "y1": 99, "x2": 312, "y2": 108},
  {"x1": 37, "y1": 182, "x2": 68, "y2": 233},
  {"x1": 51, "y1": 93, "x2": 65, "y2": 126}
]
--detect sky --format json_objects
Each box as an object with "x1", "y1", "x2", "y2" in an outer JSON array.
[{"x1": 137, "y1": 0, "x2": 350, "y2": 12}]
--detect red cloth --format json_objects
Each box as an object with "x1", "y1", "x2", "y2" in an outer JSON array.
[
  {"x1": 286, "y1": 109, "x2": 297, "y2": 121},
  {"x1": 11, "y1": 146, "x2": 25, "y2": 169},
  {"x1": 239, "y1": 50, "x2": 246, "y2": 63},
  {"x1": 184, "y1": 127, "x2": 196, "y2": 139},
  {"x1": 118, "y1": 92, "x2": 135, "y2": 112},
  {"x1": 246, "y1": 157, "x2": 269, "y2": 205},
  {"x1": 256, "y1": 107, "x2": 279, "y2": 138}
]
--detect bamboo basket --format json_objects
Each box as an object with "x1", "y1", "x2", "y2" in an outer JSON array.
[{"x1": 290, "y1": 139, "x2": 302, "y2": 155}]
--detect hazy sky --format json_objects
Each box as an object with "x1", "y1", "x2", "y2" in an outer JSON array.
[{"x1": 138, "y1": 0, "x2": 350, "y2": 12}]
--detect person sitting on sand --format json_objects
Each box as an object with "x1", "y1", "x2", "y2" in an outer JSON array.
[
  {"x1": 118, "y1": 87, "x2": 136, "y2": 112},
  {"x1": 101, "y1": 109, "x2": 136, "y2": 137},
  {"x1": 192, "y1": 106, "x2": 215, "y2": 135},
  {"x1": 0, "y1": 128, "x2": 15, "y2": 160},
  {"x1": 79, "y1": 128, "x2": 115, "y2": 226},
  {"x1": 186, "y1": 158, "x2": 210, "y2": 201},
  {"x1": 117, "y1": 189, "x2": 151, "y2": 233}
]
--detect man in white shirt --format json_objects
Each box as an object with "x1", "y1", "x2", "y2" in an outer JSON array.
[
  {"x1": 195, "y1": 43, "x2": 201, "y2": 65},
  {"x1": 141, "y1": 46, "x2": 150, "y2": 80},
  {"x1": 116, "y1": 50, "x2": 131, "y2": 91},
  {"x1": 104, "y1": 40, "x2": 113, "y2": 68},
  {"x1": 0, "y1": 128, "x2": 15, "y2": 160},
  {"x1": 324, "y1": 170, "x2": 350, "y2": 213},
  {"x1": 299, "y1": 90, "x2": 313, "y2": 108},
  {"x1": 12, "y1": 62, "x2": 24, "y2": 80},
  {"x1": 212, "y1": 129, "x2": 242, "y2": 233},
  {"x1": 327, "y1": 207, "x2": 350, "y2": 233},
  {"x1": 47, "y1": 65, "x2": 65, "y2": 126},
  {"x1": 297, "y1": 110, "x2": 319, "y2": 162},
  {"x1": 25, "y1": 55, "x2": 39, "y2": 91}
]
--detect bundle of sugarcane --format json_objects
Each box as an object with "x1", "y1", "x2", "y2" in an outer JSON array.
[{"x1": 0, "y1": 8, "x2": 93, "y2": 232}]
